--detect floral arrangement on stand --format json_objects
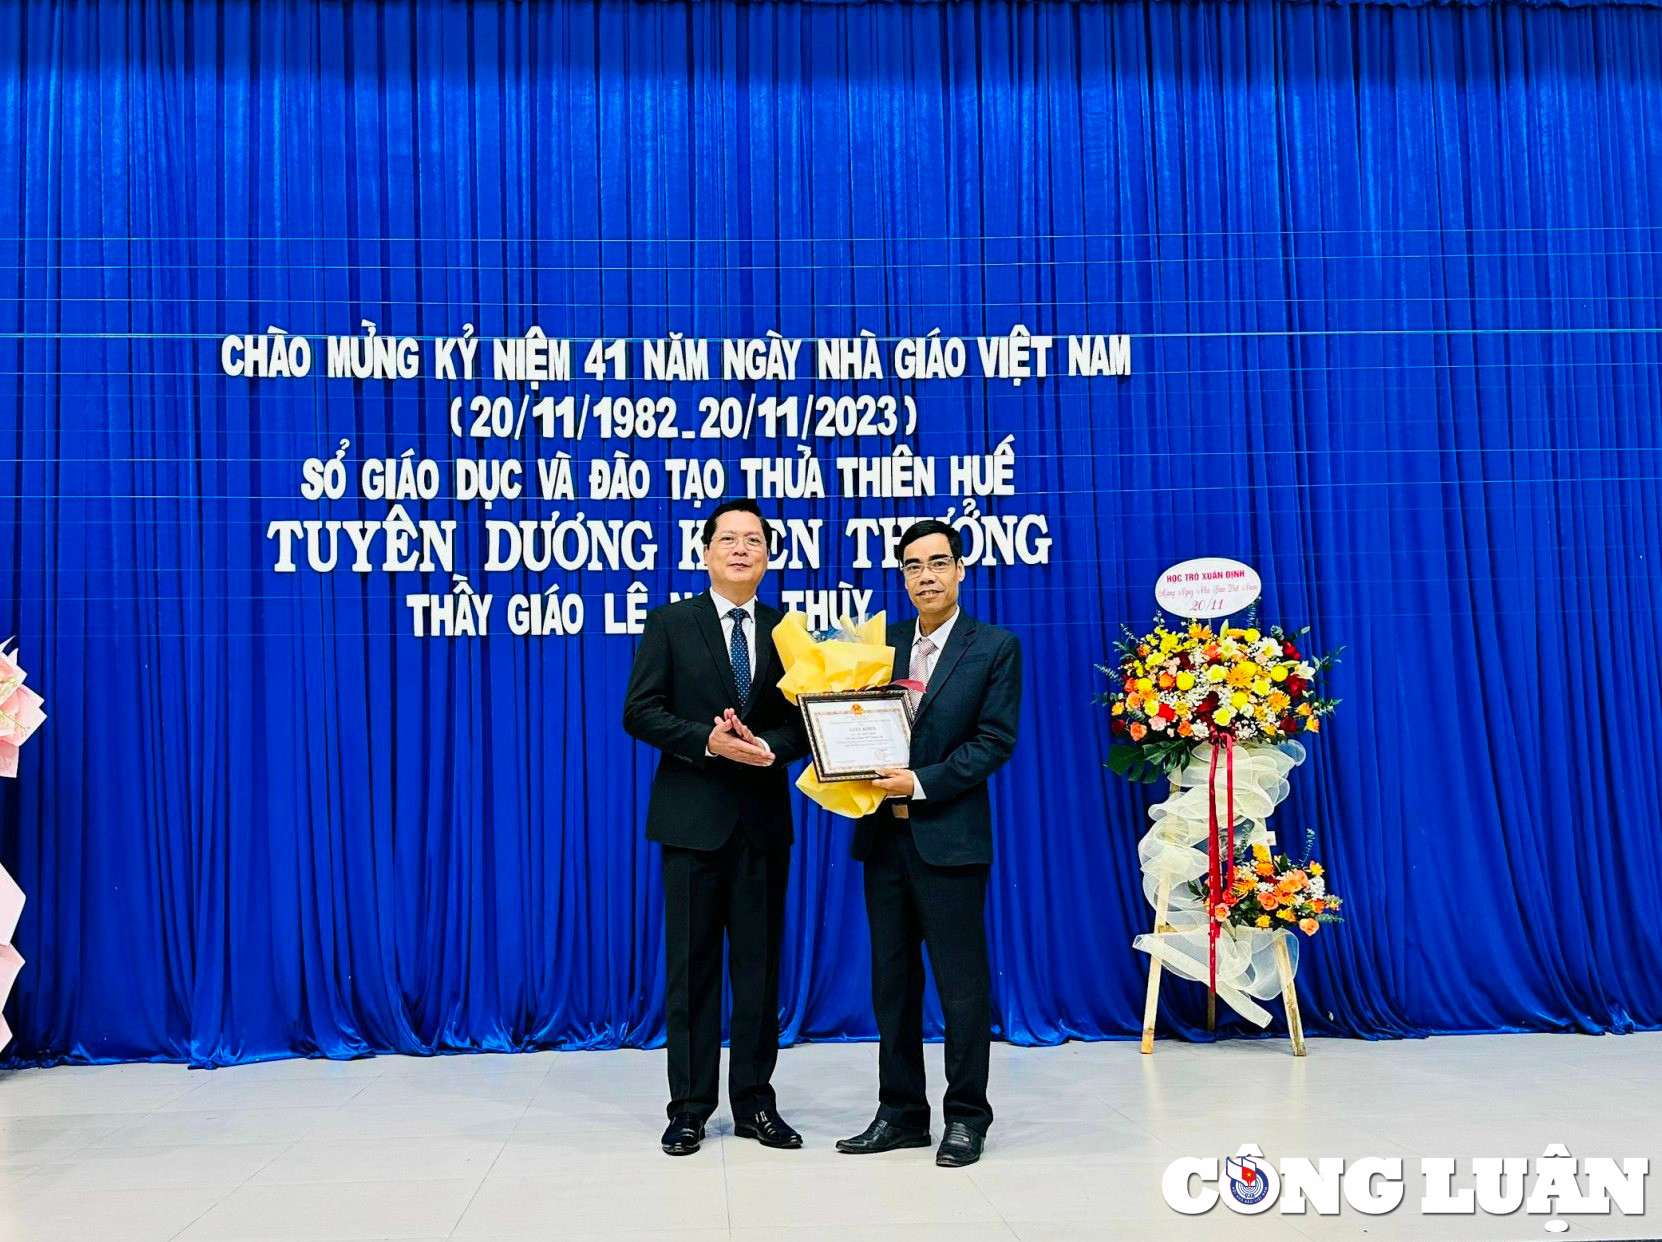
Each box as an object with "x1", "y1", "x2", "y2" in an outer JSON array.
[{"x1": 1101, "y1": 611, "x2": 1342, "y2": 1029}]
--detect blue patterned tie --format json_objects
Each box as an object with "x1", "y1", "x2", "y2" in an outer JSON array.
[{"x1": 728, "y1": 608, "x2": 752, "y2": 712}]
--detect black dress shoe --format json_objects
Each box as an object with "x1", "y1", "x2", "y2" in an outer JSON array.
[
  {"x1": 836, "y1": 1117, "x2": 932, "y2": 1154},
  {"x1": 935, "y1": 1120, "x2": 985, "y2": 1167},
  {"x1": 733, "y1": 1107, "x2": 803, "y2": 1149},
  {"x1": 661, "y1": 1113, "x2": 705, "y2": 1156}
]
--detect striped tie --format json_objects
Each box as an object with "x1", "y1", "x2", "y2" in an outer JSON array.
[{"x1": 908, "y1": 635, "x2": 935, "y2": 713}]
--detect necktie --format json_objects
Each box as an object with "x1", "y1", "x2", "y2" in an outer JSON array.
[
  {"x1": 908, "y1": 635, "x2": 935, "y2": 713},
  {"x1": 728, "y1": 608, "x2": 752, "y2": 711}
]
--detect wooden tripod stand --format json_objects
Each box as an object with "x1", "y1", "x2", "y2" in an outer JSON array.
[{"x1": 1138, "y1": 780, "x2": 1306, "y2": 1055}]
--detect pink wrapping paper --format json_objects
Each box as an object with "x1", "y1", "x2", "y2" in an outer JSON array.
[
  {"x1": 0, "y1": 866, "x2": 20, "y2": 1051},
  {"x1": 0, "y1": 862, "x2": 21, "y2": 944}
]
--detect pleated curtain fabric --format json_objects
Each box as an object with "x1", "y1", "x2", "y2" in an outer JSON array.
[{"x1": 0, "y1": 0, "x2": 1659, "y2": 1065}]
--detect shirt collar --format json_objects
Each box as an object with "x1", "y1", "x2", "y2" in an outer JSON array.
[
  {"x1": 915, "y1": 608, "x2": 960, "y2": 650},
  {"x1": 709, "y1": 588, "x2": 757, "y2": 621}
]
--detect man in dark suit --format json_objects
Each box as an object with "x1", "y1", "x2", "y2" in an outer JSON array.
[
  {"x1": 622, "y1": 498, "x2": 809, "y2": 1157},
  {"x1": 836, "y1": 518, "x2": 1021, "y2": 1168}
]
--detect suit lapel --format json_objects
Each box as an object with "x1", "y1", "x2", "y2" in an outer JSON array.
[
  {"x1": 911, "y1": 613, "x2": 976, "y2": 729},
  {"x1": 694, "y1": 592, "x2": 743, "y2": 706},
  {"x1": 890, "y1": 621, "x2": 913, "y2": 689},
  {"x1": 750, "y1": 606, "x2": 781, "y2": 710}
]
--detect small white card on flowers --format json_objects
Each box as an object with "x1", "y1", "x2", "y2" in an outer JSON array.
[{"x1": 1155, "y1": 557, "x2": 1261, "y2": 619}]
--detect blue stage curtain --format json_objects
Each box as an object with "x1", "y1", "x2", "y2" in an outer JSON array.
[{"x1": 1, "y1": 0, "x2": 1660, "y2": 1067}]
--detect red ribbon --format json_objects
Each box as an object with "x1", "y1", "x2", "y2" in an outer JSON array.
[{"x1": 1205, "y1": 733, "x2": 1237, "y2": 1009}]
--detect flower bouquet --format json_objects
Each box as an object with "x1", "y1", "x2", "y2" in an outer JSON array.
[{"x1": 773, "y1": 610, "x2": 898, "y2": 819}]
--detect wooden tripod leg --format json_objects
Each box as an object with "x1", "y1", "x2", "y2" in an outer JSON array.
[
  {"x1": 1274, "y1": 933, "x2": 1306, "y2": 1057},
  {"x1": 1140, "y1": 877, "x2": 1172, "y2": 1055}
]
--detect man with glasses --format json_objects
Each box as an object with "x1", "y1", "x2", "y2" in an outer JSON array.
[
  {"x1": 623, "y1": 498, "x2": 809, "y2": 1157},
  {"x1": 836, "y1": 518, "x2": 1022, "y2": 1168}
]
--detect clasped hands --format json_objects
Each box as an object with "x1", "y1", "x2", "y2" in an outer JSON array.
[
  {"x1": 707, "y1": 710, "x2": 916, "y2": 795},
  {"x1": 707, "y1": 709, "x2": 774, "y2": 767}
]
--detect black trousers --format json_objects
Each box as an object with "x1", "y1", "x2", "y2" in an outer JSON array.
[
  {"x1": 661, "y1": 831, "x2": 788, "y2": 1122},
  {"x1": 862, "y1": 824, "x2": 993, "y2": 1135}
]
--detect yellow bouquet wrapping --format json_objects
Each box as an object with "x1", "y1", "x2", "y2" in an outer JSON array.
[{"x1": 772, "y1": 610, "x2": 898, "y2": 819}]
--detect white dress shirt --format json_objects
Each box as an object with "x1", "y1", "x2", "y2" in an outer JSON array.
[{"x1": 907, "y1": 608, "x2": 960, "y2": 801}]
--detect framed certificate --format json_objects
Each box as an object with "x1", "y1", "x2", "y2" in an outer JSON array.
[{"x1": 798, "y1": 689, "x2": 914, "y2": 782}]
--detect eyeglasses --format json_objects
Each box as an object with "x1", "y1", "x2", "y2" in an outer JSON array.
[
  {"x1": 711, "y1": 533, "x2": 768, "y2": 552},
  {"x1": 901, "y1": 556, "x2": 959, "y2": 578}
]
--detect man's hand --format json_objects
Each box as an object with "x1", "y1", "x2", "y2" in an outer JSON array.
[
  {"x1": 719, "y1": 708, "x2": 764, "y2": 748},
  {"x1": 708, "y1": 713, "x2": 774, "y2": 767},
  {"x1": 873, "y1": 768, "x2": 916, "y2": 796}
]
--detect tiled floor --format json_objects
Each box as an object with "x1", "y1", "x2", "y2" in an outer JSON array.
[{"x1": 0, "y1": 1033, "x2": 1657, "y2": 1241}]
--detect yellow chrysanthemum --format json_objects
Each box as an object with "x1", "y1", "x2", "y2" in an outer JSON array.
[
  {"x1": 1271, "y1": 666, "x2": 1289, "y2": 683},
  {"x1": 1175, "y1": 672, "x2": 1196, "y2": 691},
  {"x1": 1252, "y1": 677, "x2": 1272, "y2": 697},
  {"x1": 1214, "y1": 706, "x2": 1236, "y2": 725},
  {"x1": 1207, "y1": 666, "x2": 1227, "y2": 683},
  {"x1": 1230, "y1": 691, "x2": 1250, "y2": 709}
]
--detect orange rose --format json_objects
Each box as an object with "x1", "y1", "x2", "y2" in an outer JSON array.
[
  {"x1": 1212, "y1": 903, "x2": 1231, "y2": 921},
  {"x1": 1258, "y1": 891, "x2": 1280, "y2": 911},
  {"x1": 1128, "y1": 722, "x2": 1147, "y2": 742},
  {"x1": 1158, "y1": 673, "x2": 1175, "y2": 689},
  {"x1": 1299, "y1": 918, "x2": 1319, "y2": 935},
  {"x1": 1176, "y1": 721, "x2": 1193, "y2": 738},
  {"x1": 1311, "y1": 899, "x2": 1326, "y2": 914}
]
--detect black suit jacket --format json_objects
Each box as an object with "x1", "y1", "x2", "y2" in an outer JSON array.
[
  {"x1": 622, "y1": 593, "x2": 809, "y2": 851},
  {"x1": 852, "y1": 613, "x2": 1022, "y2": 868}
]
